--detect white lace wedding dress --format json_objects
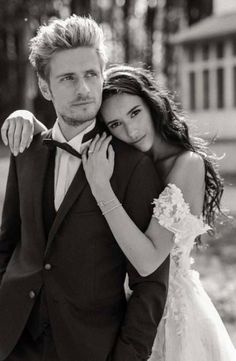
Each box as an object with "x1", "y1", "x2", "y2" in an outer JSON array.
[{"x1": 148, "y1": 184, "x2": 236, "y2": 361}]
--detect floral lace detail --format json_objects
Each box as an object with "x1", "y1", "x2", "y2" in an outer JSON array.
[
  {"x1": 150, "y1": 184, "x2": 236, "y2": 360},
  {"x1": 152, "y1": 183, "x2": 210, "y2": 243},
  {"x1": 152, "y1": 183, "x2": 210, "y2": 339}
]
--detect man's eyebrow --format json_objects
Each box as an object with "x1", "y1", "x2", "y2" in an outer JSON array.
[
  {"x1": 56, "y1": 72, "x2": 74, "y2": 79},
  {"x1": 85, "y1": 68, "x2": 99, "y2": 72}
]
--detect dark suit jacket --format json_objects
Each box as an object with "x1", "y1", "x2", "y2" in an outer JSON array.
[{"x1": 0, "y1": 127, "x2": 169, "y2": 361}]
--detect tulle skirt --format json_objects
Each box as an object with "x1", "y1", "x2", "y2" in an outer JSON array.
[{"x1": 149, "y1": 270, "x2": 236, "y2": 361}]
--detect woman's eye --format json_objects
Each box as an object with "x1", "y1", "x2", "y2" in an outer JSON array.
[
  {"x1": 109, "y1": 121, "x2": 121, "y2": 129},
  {"x1": 131, "y1": 108, "x2": 141, "y2": 118}
]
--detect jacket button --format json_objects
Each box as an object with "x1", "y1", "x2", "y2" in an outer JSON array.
[
  {"x1": 44, "y1": 263, "x2": 52, "y2": 270},
  {"x1": 29, "y1": 290, "x2": 36, "y2": 299}
]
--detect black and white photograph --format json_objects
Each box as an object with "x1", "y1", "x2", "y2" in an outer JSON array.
[{"x1": 0, "y1": 0, "x2": 235, "y2": 360}]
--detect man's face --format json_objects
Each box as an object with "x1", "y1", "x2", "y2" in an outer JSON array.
[{"x1": 40, "y1": 47, "x2": 104, "y2": 128}]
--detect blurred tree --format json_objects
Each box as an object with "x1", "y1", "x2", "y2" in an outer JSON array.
[
  {"x1": 71, "y1": 0, "x2": 92, "y2": 16},
  {"x1": 0, "y1": 0, "x2": 214, "y2": 130},
  {"x1": 0, "y1": 0, "x2": 59, "y2": 126},
  {"x1": 145, "y1": 0, "x2": 158, "y2": 67},
  {"x1": 123, "y1": 0, "x2": 132, "y2": 63}
]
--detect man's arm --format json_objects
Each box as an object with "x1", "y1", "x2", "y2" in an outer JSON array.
[
  {"x1": 0, "y1": 155, "x2": 21, "y2": 283},
  {"x1": 111, "y1": 155, "x2": 170, "y2": 361}
]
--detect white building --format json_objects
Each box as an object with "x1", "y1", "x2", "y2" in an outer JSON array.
[{"x1": 171, "y1": 12, "x2": 236, "y2": 174}]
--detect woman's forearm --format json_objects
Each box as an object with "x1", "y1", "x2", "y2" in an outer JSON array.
[
  {"x1": 33, "y1": 116, "x2": 48, "y2": 134},
  {"x1": 94, "y1": 184, "x2": 173, "y2": 277}
]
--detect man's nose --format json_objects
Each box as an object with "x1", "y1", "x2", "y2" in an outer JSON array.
[{"x1": 76, "y1": 79, "x2": 90, "y2": 96}]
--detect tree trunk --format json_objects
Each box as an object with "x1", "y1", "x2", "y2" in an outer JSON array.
[
  {"x1": 145, "y1": 4, "x2": 157, "y2": 68},
  {"x1": 70, "y1": 0, "x2": 92, "y2": 16},
  {"x1": 123, "y1": 0, "x2": 131, "y2": 63}
]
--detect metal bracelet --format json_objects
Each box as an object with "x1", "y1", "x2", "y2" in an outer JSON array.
[
  {"x1": 102, "y1": 203, "x2": 122, "y2": 215},
  {"x1": 97, "y1": 198, "x2": 116, "y2": 208}
]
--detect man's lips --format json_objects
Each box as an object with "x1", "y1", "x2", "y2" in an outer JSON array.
[{"x1": 72, "y1": 100, "x2": 94, "y2": 106}]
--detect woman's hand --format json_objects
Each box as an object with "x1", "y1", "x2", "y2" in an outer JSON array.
[
  {"x1": 82, "y1": 133, "x2": 114, "y2": 199},
  {"x1": 1, "y1": 110, "x2": 47, "y2": 156},
  {"x1": 1, "y1": 110, "x2": 35, "y2": 156}
]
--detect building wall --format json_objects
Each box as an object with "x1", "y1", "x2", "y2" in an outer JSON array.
[
  {"x1": 214, "y1": 0, "x2": 236, "y2": 15},
  {"x1": 176, "y1": 37, "x2": 236, "y2": 174}
]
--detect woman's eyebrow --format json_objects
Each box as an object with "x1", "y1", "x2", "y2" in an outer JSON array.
[
  {"x1": 127, "y1": 105, "x2": 140, "y2": 116},
  {"x1": 106, "y1": 105, "x2": 141, "y2": 126},
  {"x1": 106, "y1": 119, "x2": 119, "y2": 126}
]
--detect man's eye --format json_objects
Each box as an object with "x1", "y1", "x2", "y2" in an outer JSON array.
[
  {"x1": 86, "y1": 71, "x2": 98, "y2": 78},
  {"x1": 131, "y1": 109, "x2": 141, "y2": 118},
  {"x1": 61, "y1": 75, "x2": 73, "y2": 81}
]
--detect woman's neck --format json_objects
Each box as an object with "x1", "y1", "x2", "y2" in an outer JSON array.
[
  {"x1": 151, "y1": 137, "x2": 181, "y2": 162},
  {"x1": 150, "y1": 137, "x2": 184, "y2": 183}
]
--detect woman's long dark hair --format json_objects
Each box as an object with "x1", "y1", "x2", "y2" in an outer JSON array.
[{"x1": 99, "y1": 65, "x2": 224, "y2": 232}]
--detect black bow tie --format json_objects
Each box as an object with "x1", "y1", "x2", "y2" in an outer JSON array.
[
  {"x1": 43, "y1": 139, "x2": 82, "y2": 158},
  {"x1": 43, "y1": 125, "x2": 98, "y2": 158}
]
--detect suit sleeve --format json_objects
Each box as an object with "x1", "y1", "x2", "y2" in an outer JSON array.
[
  {"x1": 0, "y1": 155, "x2": 21, "y2": 283},
  {"x1": 111, "y1": 155, "x2": 170, "y2": 361}
]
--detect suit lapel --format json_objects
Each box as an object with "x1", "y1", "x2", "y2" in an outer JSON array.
[
  {"x1": 33, "y1": 130, "x2": 53, "y2": 244},
  {"x1": 43, "y1": 122, "x2": 103, "y2": 255},
  {"x1": 45, "y1": 164, "x2": 87, "y2": 255}
]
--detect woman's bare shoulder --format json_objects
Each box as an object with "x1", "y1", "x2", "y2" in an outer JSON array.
[
  {"x1": 166, "y1": 151, "x2": 205, "y2": 215},
  {"x1": 167, "y1": 151, "x2": 205, "y2": 184}
]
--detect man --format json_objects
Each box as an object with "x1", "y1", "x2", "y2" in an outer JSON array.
[{"x1": 0, "y1": 15, "x2": 169, "y2": 361}]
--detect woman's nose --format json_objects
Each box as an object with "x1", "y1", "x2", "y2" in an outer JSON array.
[{"x1": 126, "y1": 125, "x2": 139, "y2": 140}]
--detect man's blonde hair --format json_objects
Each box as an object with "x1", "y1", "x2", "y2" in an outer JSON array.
[{"x1": 29, "y1": 15, "x2": 107, "y2": 80}]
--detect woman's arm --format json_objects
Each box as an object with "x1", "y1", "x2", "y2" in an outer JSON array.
[
  {"x1": 1, "y1": 110, "x2": 47, "y2": 156},
  {"x1": 82, "y1": 134, "x2": 174, "y2": 277}
]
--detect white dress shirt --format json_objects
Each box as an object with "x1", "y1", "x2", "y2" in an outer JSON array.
[{"x1": 52, "y1": 120, "x2": 96, "y2": 211}]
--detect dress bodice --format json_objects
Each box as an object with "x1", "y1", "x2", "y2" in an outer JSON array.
[
  {"x1": 150, "y1": 184, "x2": 236, "y2": 361},
  {"x1": 152, "y1": 183, "x2": 210, "y2": 276}
]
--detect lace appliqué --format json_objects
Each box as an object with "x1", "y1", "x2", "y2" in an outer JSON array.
[
  {"x1": 152, "y1": 183, "x2": 210, "y2": 243},
  {"x1": 152, "y1": 184, "x2": 210, "y2": 339}
]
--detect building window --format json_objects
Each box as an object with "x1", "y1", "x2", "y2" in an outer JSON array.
[
  {"x1": 232, "y1": 37, "x2": 236, "y2": 56},
  {"x1": 189, "y1": 71, "x2": 196, "y2": 110},
  {"x1": 203, "y1": 69, "x2": 209, "y2": 109},
  {"x1": 216, "y1": 41, "x2": 224, "y2": 59},
  {"x1": 188, "y1": 46, "x2": 195, "y2": 62},
  {"x1": 233, "y1": 66, "x2": 236, "y2": 106},
  {"x1": 217, "y1": 67, "x2": 224, "y2": 108},
  {"x1": 202, "y1": 44, "x2": 209, "y2": 61}
]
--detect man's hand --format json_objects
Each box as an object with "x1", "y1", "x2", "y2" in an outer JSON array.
[{"x1": 1, "y1": 110, "x2": 35, "y2": 156}]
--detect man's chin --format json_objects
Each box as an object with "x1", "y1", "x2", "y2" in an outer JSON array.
[{"x1": 61, "y1": 113, "x2": 97, "y2": 126}]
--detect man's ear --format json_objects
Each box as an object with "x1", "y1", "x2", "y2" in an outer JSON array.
[{"x1": 38, "y1": 77, "x2": 52, "y2": 101}]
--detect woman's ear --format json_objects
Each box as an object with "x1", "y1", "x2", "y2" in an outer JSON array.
[{"x1": 38, "y1": 77, "x2": 52, "y2": 101}]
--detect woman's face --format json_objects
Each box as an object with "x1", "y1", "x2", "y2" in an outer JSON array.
[{"x1": 100, "y1": 93, "x2": 155, "y2": 152}]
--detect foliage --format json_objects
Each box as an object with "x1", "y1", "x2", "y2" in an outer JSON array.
[{"x1": 0, "y1": 0, "x2": 213, "y2": 125}]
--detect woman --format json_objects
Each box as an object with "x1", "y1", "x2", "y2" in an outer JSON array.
[{"x1": 2, "y1": 65, "x2": 235, "y2": 361}]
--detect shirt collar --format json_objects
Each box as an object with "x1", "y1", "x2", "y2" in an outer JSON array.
[{"x1": 52, "y1": 119, "x2": 96, "y2": 153}]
